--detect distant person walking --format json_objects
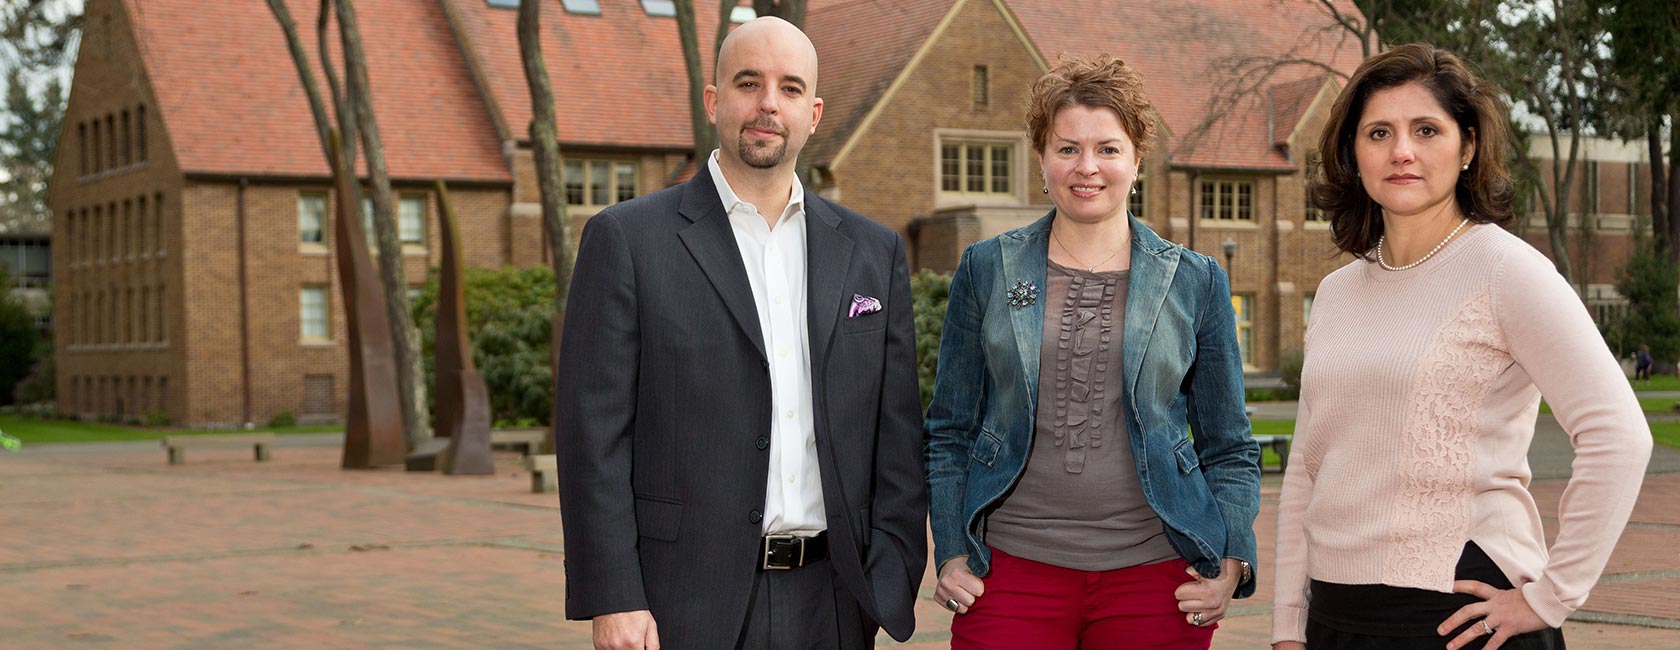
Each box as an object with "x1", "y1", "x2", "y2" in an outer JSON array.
[{"x1": 1636, "y1": 344, "x2": 1653, "y2": 382}]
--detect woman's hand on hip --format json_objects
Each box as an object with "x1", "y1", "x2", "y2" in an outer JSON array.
[
  {"x1": 1439, "y1": 580, "x2": 1548, "y2": 650},
  {"x1": 1175, "y1": 558, "x2": 1242, "y2": 627},
  {"x1": 934, "y1": 556, "x2": 984, "y2": 615}
]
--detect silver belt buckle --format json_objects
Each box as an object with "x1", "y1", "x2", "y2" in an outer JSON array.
[{"x1": 761, "y1": 533, "x2": 803, "y2": 570}]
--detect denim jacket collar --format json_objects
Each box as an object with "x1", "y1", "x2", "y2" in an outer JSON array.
[{"x1": 998, "y1": 210, "x2": 1181, "y2": 416}]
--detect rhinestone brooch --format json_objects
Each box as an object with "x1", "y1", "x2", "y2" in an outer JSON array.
[{"x1": 1006, "y1": 280, "x2": 1039, "y2": 308}]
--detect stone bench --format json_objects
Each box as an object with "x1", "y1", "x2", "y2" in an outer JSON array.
[
  {"x1": 526, "y1": 454, "x2": 558, "y2": 493},
  {"x1": 491, "y1": 429, "x2": 547, "y2": 456},
  {"x1": 1252, "y1": 434, "x2": 1292, "y2": 474},
  {"x1": 161, "y1": 433, "x2": 277, "y2": 465}
]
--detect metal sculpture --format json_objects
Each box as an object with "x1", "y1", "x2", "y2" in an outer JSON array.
[
  {"x1": 430, "y1": 181, "x2": 494, "y2": 475},
  {"x1": 328, "y1": 130, "x2": 407, "y2": 469}
]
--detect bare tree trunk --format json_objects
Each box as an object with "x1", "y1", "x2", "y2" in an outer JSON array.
[
  {"x1": 336, "y1": 0, "x2": 431, "y2": 448},
  {"x1": 753, "y1": 0, "x2": 805, "y2": 28},
  {"x1": 264, "y1": 0, "x2": 338, "y2": 170},
  {"x1": 518, "y1": 0, "x2": 575, "y2": 451},
  {"x1": 319, "y1": 0, "x2": 357, "y2": 173},
  {"x1": 1650, "y1": 119, "x2": 1671, "y2": 261},
  {"x1": 674, "y1": 0, "x2": 714, "y2": 163},
  {"x1": 714, "y1": 0, "x2": 734, "y2": 58}
]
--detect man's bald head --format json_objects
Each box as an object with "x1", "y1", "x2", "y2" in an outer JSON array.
[
  {"x1": 704, "y1": 16, "x2": 824, "y2": 173},
  {"x1": 714, "y1": 16, "x2": 819, "y2": 92}
]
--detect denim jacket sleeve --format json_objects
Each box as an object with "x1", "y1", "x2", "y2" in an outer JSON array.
[
  {"x1": 924, "y1": 245, "x2": 988, "y2": 572},
  {"x1": 1184, "y1": 258, "x2": 1262, "y2": 598}
]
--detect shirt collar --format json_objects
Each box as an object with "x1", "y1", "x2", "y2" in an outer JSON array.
[{"x1": 708, "y1": 150, "x2": 805, "y2": 218}]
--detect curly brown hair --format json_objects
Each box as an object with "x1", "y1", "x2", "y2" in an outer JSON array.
[
  {"x1": 1311, "y1": 43, "x2": 1516, "y2": 257},
  {"x1": 1027, "y1": 54, "x2": 1158, "y2": 159}
]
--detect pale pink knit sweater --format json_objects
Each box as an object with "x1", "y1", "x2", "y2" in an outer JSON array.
[{"x1": 1271, "y1": 224, "x2": 1652, "y2": 644}]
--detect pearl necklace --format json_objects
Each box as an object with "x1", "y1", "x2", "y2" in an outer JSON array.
[{"x1": 1377, "y1": 218, "x2": 1469, "y2": 271}]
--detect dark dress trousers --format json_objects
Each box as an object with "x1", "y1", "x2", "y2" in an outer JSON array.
[{"x1": 556, "y1": 164, "x2": 928, "y2": 649}]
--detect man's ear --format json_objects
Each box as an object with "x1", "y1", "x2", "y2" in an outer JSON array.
[
  {"x1": 809, "y1": 96, "x2": 823, "y2": 134},
  {"x1": 704, "y1": 84, "x2": 718, "y2": 125}
]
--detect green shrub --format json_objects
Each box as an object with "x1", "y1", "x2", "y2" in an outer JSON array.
[
  {"x1": 412, "y1": 266, "x2": 558, "y2": 425},
  {"x1": 911, "y1": 269, "x2": 953, "y2": 411},
  {"x1": 143, "y1": 412, "x2": 172, "y2": 427},
  {"x1": 1610, "y1": 246, "x2": 1680, "y2": 369},
  {"x1": 268, "y1": 411, "x2": 296, "y2": 428},
  {"x1": 0, "y1": 267, "x2": 40, "y2": 407},
  {"x1": 1277, "y1": 348, "x2": 1305, "y2": 391}
]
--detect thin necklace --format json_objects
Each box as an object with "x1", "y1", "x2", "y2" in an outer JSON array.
[
  {"x1": 1377, "y1": 218, "x2": 1469, "y2": 271},
  {"x1": 1051, "y1": 226, "x2": 1123, "y2": 272}
]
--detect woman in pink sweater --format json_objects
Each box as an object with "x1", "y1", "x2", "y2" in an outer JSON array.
[{"x1": 1270, "y1": 44, "x2": 1651, "y2": 650}]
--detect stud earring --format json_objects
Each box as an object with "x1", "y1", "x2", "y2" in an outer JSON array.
[
  {"x1": 1131, "y1": 186, "x2": 1138, "y2": 196},
  {"x1": 1042, "y1": 186, "x2": 1049, "y2": 194},
  {"x1": 1461, "y1": 162, "x2": 1470, "y2": 171}
]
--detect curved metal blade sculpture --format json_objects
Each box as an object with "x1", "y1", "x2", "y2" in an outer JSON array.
[
  {"x1": 328, "y1": 130, "x2": 406, "y2": 468},
  {"x1": 433, "y1": 182, "x2": 494, "y2": 475}
]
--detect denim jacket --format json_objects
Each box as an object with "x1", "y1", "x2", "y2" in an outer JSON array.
[{"x1": 924, "y1": 212, "x2": 1261, "y2": 598}]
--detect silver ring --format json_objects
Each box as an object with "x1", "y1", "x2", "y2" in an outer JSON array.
[
  {"x1": 946, "y1": 597, "x2": 960, "y2": 611},
  {"x1": 1192, "y1": 612, "x2": 1204, "y2": 626},
  {"x1": 1481, "y1": 620, "x2": 1494, "y2": 635}
]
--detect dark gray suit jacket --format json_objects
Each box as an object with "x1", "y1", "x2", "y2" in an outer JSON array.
[{"x1": 556, "y1": 164, "x2": 928, "y2": 647}]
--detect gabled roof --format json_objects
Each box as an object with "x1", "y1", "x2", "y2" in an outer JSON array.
[
  {"x1": 444, "y1": 0, "x2": 737, "y2": 150},
  {"x1": 1270, "y1": 75, "x2": 1331, "y2": 149},
  {"x1": 802, "y1": 0, "x2": 958, "y2": 167},
  {"x1": 807, "y1": 0, "x2": 1368, "y2": 172},
  {"x1": 127, "y1": 0, "x2": 509, "y2": 182}
]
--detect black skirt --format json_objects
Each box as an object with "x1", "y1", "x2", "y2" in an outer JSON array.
[{"x1": 1306, "y1": 541, "x2": 1566, "y2": 649}]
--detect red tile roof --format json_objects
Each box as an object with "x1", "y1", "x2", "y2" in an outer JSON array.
[
  {"x1": 127, "y1": 0, "x2": 508, "y2": 182},
  {"x1": 802, "y1": 0, "x2": 956, "y2": 166},
  {"x1": 1270, "y1": 75, "x2": 1331, "y2": 148},
  {"x1": 806, "y1": 0, "x2": 1368, "y2": 171},
  {"x1": 444, "y1": 0, "x2": 738, "y2": 150}
]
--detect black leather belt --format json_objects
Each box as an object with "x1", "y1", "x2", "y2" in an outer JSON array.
[{"x1": 758, "y1": 532, "x2": 829, "y2": 570}]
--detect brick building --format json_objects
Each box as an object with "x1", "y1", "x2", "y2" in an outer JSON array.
[
  {"x1": 52, "y1": 0, "x2": 1660, "y2": 424},
  {"x1": 51, "y1": 0, "x2": 740, "y2": 426}
]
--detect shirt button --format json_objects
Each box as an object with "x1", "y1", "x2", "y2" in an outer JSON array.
[
  {"x1": 749, "y1": 510, "x2": 762, "y2": 524},
  {"x1": 773, "y1": 296, "x2": 784, "y2": 305},
  {"x1": 755, "y1": 436, "x2": 769, "y2": 450},
  {"x1": 786, "y1": 475, "x2": 796, "y2": 484},
  {"x1": 777, "y1": 347, "x2": 787, "y2": 358},
  {"x1": 785, "y1": 409, "x2": 795, "y2": 419}
]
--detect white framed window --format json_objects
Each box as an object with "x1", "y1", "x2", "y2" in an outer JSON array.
[
  {"x1": 399, "y1": 196, "x2": 425, "y2": 245},
  {"x1": 1232, "y1": 293, "x2": 1254, "y2": 366},
  {"x1": 1201, "y1": 180, "x2": 1254, "y2": 220},
  {"x1": 940, "y1": 141, "x2": 1014, "y2": 196},
  {"x1": 299, "y1": 192, "x2": 326, "y2": 244},
  {"x1": 300, "y1": 286, "x2": 329, "y2": 341},
  {"x1": 564, "y1": 158, "x2": 639, "y2": 208}
]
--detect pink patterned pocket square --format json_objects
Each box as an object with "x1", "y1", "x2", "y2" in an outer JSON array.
[{"x1": 848, "y1": 294, "x2": 883, "y2": 318}]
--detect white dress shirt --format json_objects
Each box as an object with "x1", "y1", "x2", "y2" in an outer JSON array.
[{"x1": 708, "y1": 151, "x2": 826, "y2": 536}]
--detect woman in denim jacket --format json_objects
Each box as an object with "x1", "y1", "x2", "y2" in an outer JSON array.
[{"x1": 924, "y1": 55, "x2": 1261, "y2": 649}]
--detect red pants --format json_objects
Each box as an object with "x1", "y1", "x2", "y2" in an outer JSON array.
[{"x1": 950, "y1": 547, "x2": 1216, "y2": 650}]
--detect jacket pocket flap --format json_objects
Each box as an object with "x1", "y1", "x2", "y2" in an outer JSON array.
[
  {"x1": 1173, "y1": 437, "x2": 1200, "y2": 474},
  {"x1": 634, "y1": 496, "x2": 683, "y2": 542},
  {"x1": 971, "y1": 430, "x2": 1002, "y2": 467}
]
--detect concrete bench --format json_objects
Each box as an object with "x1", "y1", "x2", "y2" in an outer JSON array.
[
  {"x1": 161, "y1": 433, "x2": 277, "y2": 465},
  {"x1": 491, "y1": 429, "x2": 547, "y2": 456},
  {"x1": 1252, "y1": 434, "x2": 1292, "y2": 474},
  {"x1": 526, "y1": 454, "x2": 557, "y2": 493}
]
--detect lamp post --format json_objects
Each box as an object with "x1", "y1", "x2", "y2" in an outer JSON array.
[{"x1": 1222, "y1": 237, "x2": 1237, "y2": 271}]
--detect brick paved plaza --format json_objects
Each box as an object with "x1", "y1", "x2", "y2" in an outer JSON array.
[{"x1": 2, "y1": 421, "x2": 1678, "y2": 649}]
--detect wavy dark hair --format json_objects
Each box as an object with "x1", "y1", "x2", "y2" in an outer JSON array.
[{"x1": 1311, "y1": 43, "x2": 1516, "y2": 257}]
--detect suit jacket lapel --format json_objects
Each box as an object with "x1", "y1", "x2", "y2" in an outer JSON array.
[
  {"x1": 1000, "y1": 213, "x2": 1052, "y2": 402},
  {"x1": 805, "y1": 199, "x2": 854, "y2": 366},
  {"x1": 676, "y1": 165, "x2": 767, "y2": 360},
  {"x1": 1123, "y1": 217, "x2": 1179, "y2": 406}
]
